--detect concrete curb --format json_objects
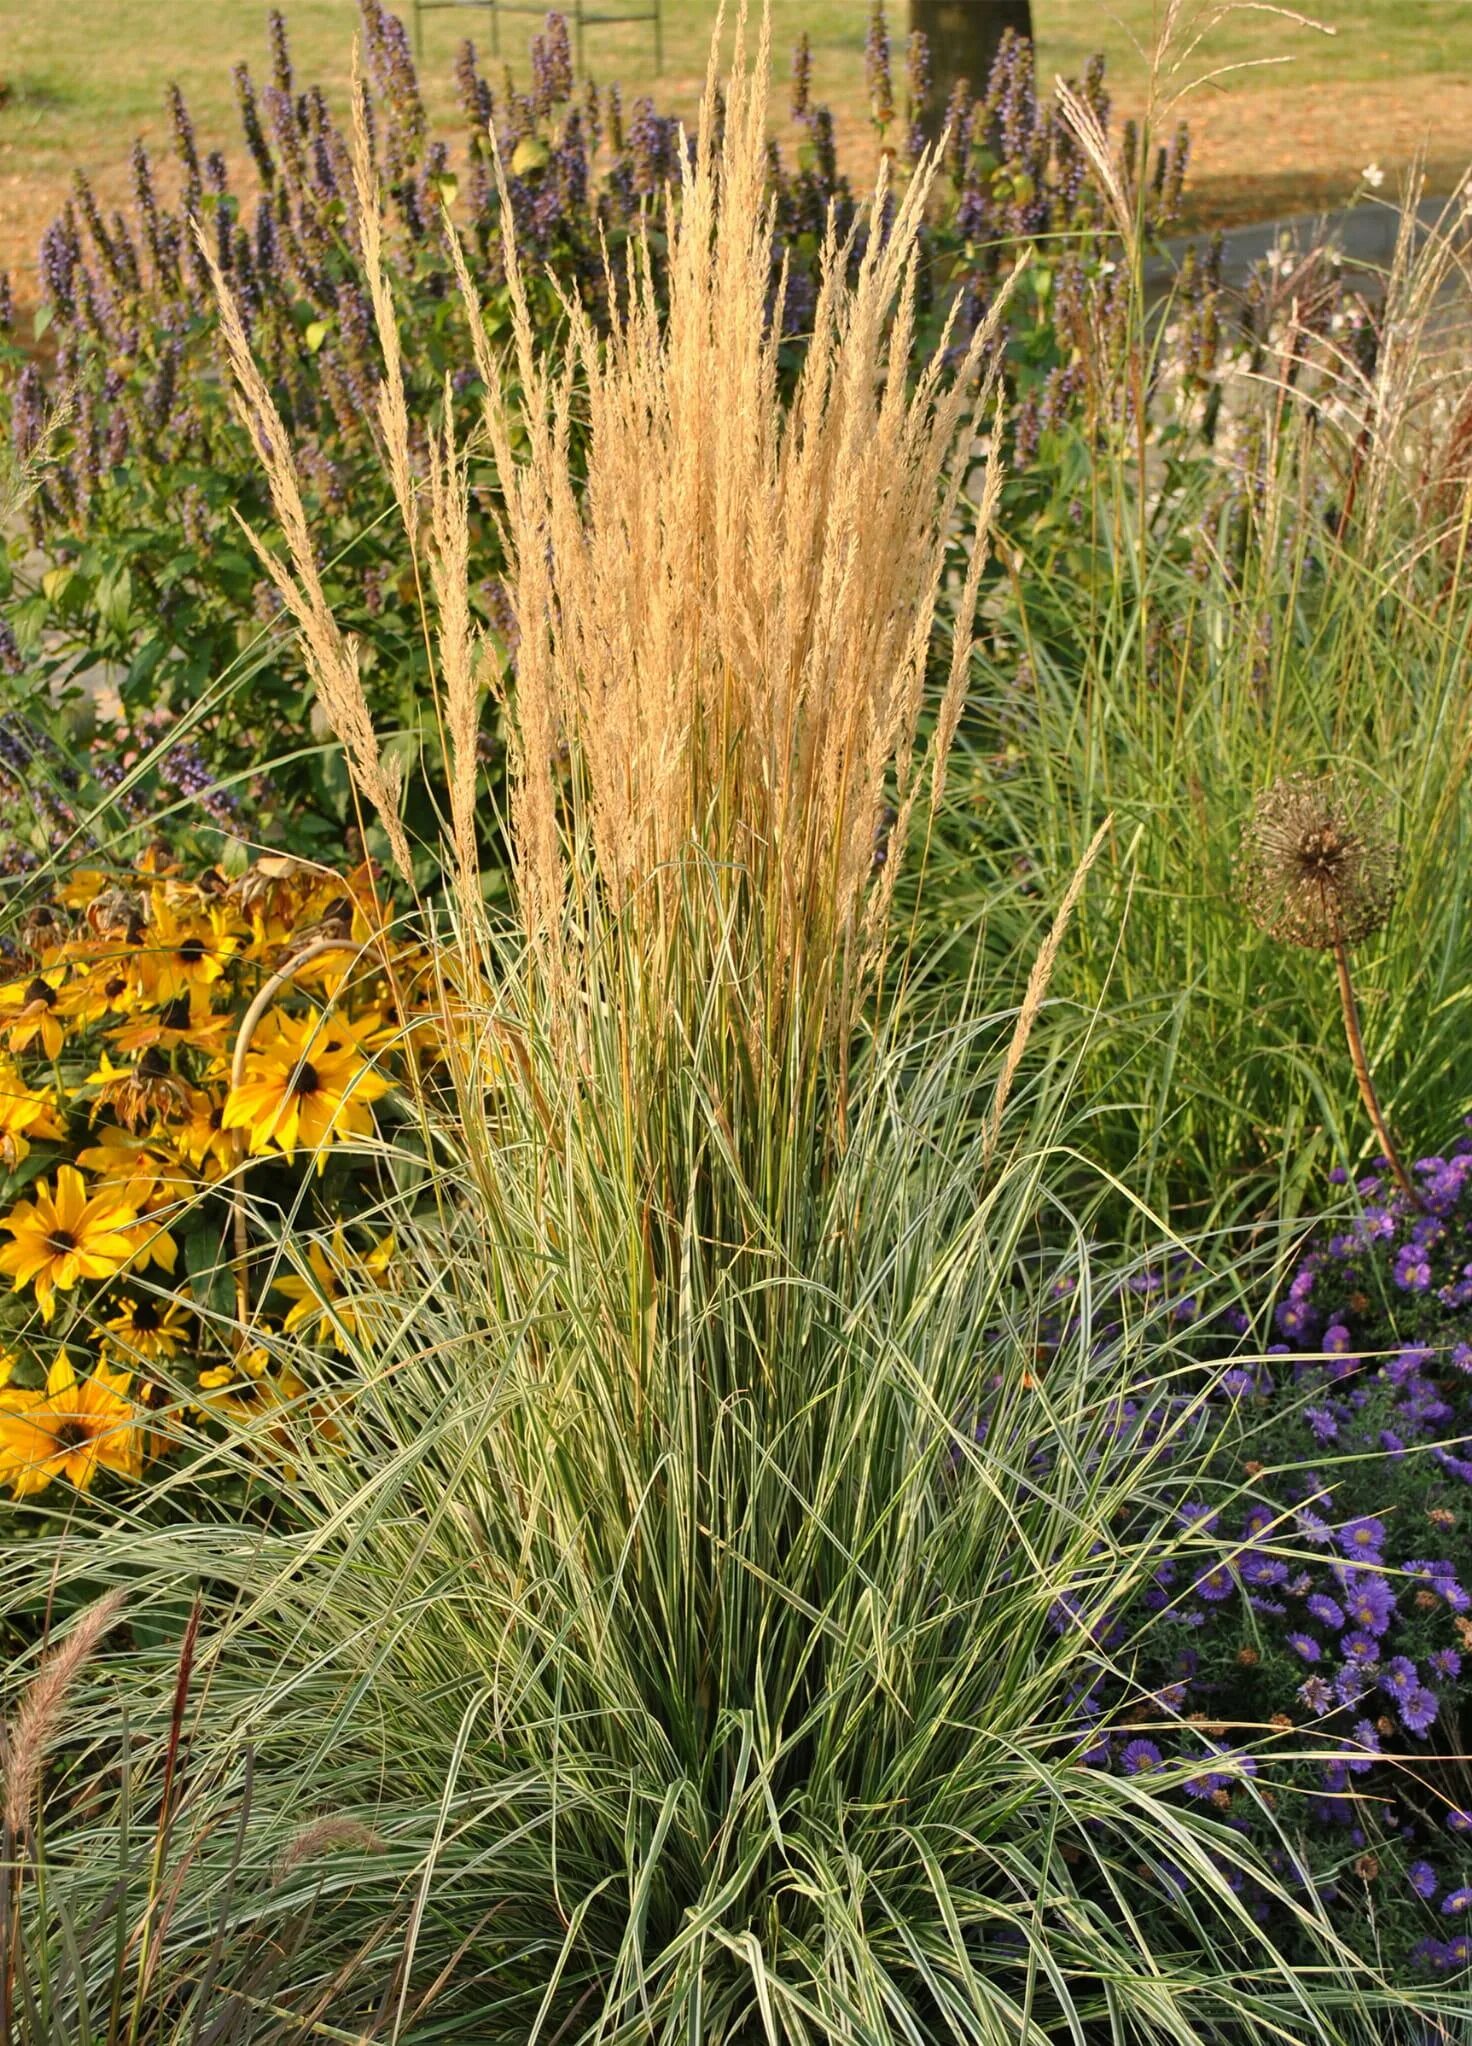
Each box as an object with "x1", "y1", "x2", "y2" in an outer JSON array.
[{"x1": 1146, "y1": 195, "x2": 1463, "y2": 293}]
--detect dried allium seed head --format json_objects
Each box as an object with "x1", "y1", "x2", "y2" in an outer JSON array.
[{"x1": 1238, "y1": 772, "x2": 1401, "y2": 950}]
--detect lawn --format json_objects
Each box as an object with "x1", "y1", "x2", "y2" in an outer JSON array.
[{"x1": 2, "y1": 0, "x2": 1471, "y2": 298}]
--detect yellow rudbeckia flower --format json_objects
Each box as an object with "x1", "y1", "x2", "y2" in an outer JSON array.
[
  {"x1": 0, "y1": 1354, "x2": 142, "y2": 1495},
  {"x1": 0, "y1": 1167, "x2": 140, "y2": 1321},
  {"x1": 0, "y1": 971, "x2": 67, "y2": 1059},
  {"x1": 222, "y1": 1013, "x2": 392, "y2": 1167}
]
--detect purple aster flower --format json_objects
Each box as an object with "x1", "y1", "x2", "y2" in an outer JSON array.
[
  {"x1": 1323, "y1": 1323, "x2": 1355, "y2": 1353},
  {"x1": 1444, "y1": 1931, "x2": 1471, "y2": 1968},
  {"x1": 1287, "y1": 1632, "x2": 1322, "y2": 1662},
  {"x1": 1338, "y1": 1516, "x2": 1387, "y2": 1560},
  {"x1": 1195, "y1": 1565, "x2": 1236, "y2": 1602},
  {"x1": 1241, "y1": 1553, "x2": 1289, "y2": 1587},
  {"x1": 1409, "y1": 1861, "x2": 1439, "y2": 1900},
  {"x1": 1394, "y1": 1245, "x2": 1433, "y2": 1292},
  {"x1": 1380, "y1": 1656, "x2": 1418, "y2": 1702},
  {"x1": 1447, "y1": 1809, "x2": 1472, "y2": 1836},
  {"x1": 1335, "y1": 1665, "x2": 1370, "y2": 1707},
  {"x1": 1442, "y1": 1887, "x2": 1472, "y2": 1916},
  {"x1": 1121, "y1": 1738, "x2": 1163, "y2": 1775},
  {"x1": 1347, "y1": 1720, "x2": 1380, "y2": 1771},
  {"x1": 1341, "y1": 1571, "x2": 1396, "y2": 1635},
  {"x1": 1276, "y1": 1298, "x2": 1318, "y2": 1340},
  {"x1": 1401, "y1": 1686, "x2": 1440, "y2": 1736},
  {"x1": 1452, "y1": 1343, "x2": 1472, "y2": 1373},
  {"x1": 1304, "y1": 1404, "x2": 1339, "y2": 1443},
  {"x1": 1429, "y1": 1648, "x2": 1462, "y2": 1679},
  {"x1": 1297, "y1": 1675, "x2": 1333, "y2": 1713},
  {"x1": 1307, "y1": 1593, "x2": 1345, "y2": 1629}
]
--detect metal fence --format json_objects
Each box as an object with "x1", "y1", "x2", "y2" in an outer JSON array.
[{"x1": 410, "y1": 0, "x2": 661, "y2": 72}]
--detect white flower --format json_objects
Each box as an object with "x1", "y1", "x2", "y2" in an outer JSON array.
[{"x1": 1361, "y1": 163, "x2": 1385, "y2": 189}]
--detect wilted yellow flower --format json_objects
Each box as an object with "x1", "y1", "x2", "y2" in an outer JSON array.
[
  {"x1": 85, "y1": 1049, "x2": 188, "y2": 1131},
  {"x1": 0, "y1": 971, "x2": 67, "y2": 1059},
  {"x1": 223, "y1": 1012, "x2": 392, "y2": 1167},
  {"x1": 0, "y1": 1167, "x2": 140, "y2": 1321},
  {"x1": 0, "y1": 1354, "x2": 142, "y2": 1495}
]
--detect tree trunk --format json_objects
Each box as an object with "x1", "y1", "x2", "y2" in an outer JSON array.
[{"x1": 909, "y1": 0, "x2": 1035, "y2": 134}]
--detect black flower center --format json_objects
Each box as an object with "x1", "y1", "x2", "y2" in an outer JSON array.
[
  {"x1": 177, "y1": 938, "x2": 207, "y2": 965},
  {"x1": 104, "y1": 976, "x2": 127, "y2": 1000},
  {"x1": 49, "y1": 1419, "x2": 89, "y2": 1450},
  {"x1": 292, "y1": 1061, "x2": 321, "y2": 1098},
  {"x1": 24, "y1": 977, "x2": 56, "y2": 1008},
  {"x1": 131, "y1": 1300, "x2": 161, "y2": 1332}
]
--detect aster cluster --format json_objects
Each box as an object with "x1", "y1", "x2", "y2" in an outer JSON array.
[{"x1": 1006, "y1": 1135, "x2": 1472, "y2": 1979}]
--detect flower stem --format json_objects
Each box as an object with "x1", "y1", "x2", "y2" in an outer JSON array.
[{"x1": 1331, "y1": 934, "x2": 1421, "y2": 1209}]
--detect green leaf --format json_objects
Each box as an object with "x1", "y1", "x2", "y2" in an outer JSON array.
[
  {"x1": 185, "y1": 1225, "x2": 233, "y2": 1315},
  {"x1": 32, "y1": 302, "x2": 53, "y2": 341},
  {"x1": 304, "y1": 319, "x2": 330, "y2": 355}
]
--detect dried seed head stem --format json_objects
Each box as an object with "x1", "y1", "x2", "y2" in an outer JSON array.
[{"x1": 1240, "y1": 772, "x2": 1420, "y2": 1206}]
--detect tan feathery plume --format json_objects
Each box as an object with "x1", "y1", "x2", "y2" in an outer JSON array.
[
  {"x1": 982, "y1": 819, "x2": 1112, "y2": 1175},
  {"x1": 3, "y1": 1588, "x2": 126, "y2": 1838},
  {"x1": 273, "y1": 1813, "x2": 386, "y2": 1882},
  {"x1": 195, "y1": 223, "x2": 413, "y2": 880},
  {"x1": 452, "y1": 0, "x2": 1017, "y2": 1016}
]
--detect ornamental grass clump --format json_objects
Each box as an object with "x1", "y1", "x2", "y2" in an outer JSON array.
[
  {"x1": 1240, "y1": 772, "x2": 1419, "y2": 1207},
  {"x1": 0, "y1": 12, "x2": 1450, "y2": 2041}
]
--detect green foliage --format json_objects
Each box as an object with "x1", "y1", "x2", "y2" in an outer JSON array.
[
  {"x1": 0, "y1": 883, "x2": 1437, "y2": 2040},
  {"x1": 928, "y1": 223, "x2": 1472, "y2": 1222}
]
